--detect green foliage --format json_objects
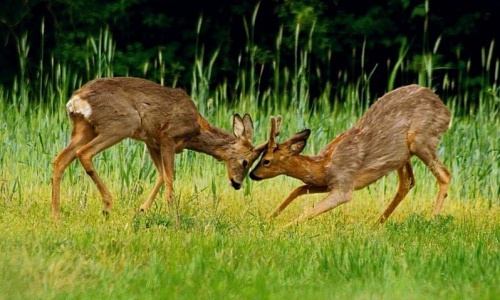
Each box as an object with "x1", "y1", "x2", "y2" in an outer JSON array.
[{"x1": 1, "y1": 0, "x2": 499, "y2": 106}]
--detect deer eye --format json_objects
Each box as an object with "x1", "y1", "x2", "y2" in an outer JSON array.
[
  {"x1": 263, "y1": 159, "x2": 271, "y2": 167},
  {"x1": 242, "y1": 160, "x2": 248, "y2": 169}
]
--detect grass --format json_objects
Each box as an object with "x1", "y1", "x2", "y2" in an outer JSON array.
[
  {"x1": 0, "y1": 190, "x2": 499, "y2": 299},
  {"x1": 0, "y1": 19, "x2": 499, "y2": 299}
]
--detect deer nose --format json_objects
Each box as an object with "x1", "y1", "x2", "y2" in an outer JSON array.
[
  {"x1": 230, "y1": 179, "x2": 241, "y2": 190},
  {"x1": 249, "y1": 172, "x2": 262, "y2": 181}
]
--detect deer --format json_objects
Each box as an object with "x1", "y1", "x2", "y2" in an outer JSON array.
[
  {"x1": 250, "y1": 84, "x2": 452, "y2": 227},
  {"x1": 52, "y1": 77, "x2": 266, "y2": 220}
]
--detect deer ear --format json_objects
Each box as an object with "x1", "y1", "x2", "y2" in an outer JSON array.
[
  {"x1": 287, "y1": 129, "x2": 311, "y2": 155},
  {"x1": 242, "y1": 114, "x2": 254, "y2": 141},
  {"x1": 233, "y1": 114, "x2": 245, "y2": 139}
]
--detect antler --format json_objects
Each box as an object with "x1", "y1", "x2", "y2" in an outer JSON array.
[
  {"x1": 253, "y1": 115, "x2": 282, "y2": 152},
  {"x1": 268, "y1": 115, "x2": 282, "y2": 149},
  {"x1": 275, "y1": 115, "x2": 282, "y2": 136}
]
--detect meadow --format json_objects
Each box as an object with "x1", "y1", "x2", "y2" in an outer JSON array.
[{"x1": 0, "y1": 29, "x2": 499, "y2": 299}]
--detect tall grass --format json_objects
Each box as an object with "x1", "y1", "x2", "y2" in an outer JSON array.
[{"x1": 0, "y1": 14, "x2": 499, "y2": 300}]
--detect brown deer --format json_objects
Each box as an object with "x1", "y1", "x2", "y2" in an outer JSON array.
[
  {"x1": 52, "y1": 77, "x2": 266, "y2": 219},
  {"x1": 250, "y1": 85, "x2": 451, "y2": 226}
]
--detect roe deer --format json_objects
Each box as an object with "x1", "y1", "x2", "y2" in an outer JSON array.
[
  {"x1": 52, "y1": 77, "x2": 266, "y2": 219},
  {"x1": 250, "y1": 85, "x2": 451, "y2": 226}
]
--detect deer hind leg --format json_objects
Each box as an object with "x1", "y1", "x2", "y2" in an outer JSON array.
[
  {"x1": 285, "y1": 188, "x2": 353, "y2": 228},
  {"x1": 75, "y1": 132, "x2": 131, "y2": 216},
  {"x1": 378, "y1": 160, "x2": 415, "y2": 224},
  {"x1": 413, "y1": 148, "x2": 451, "y2": 216},
  {"x1": 269, "y1": 185, "x2": 328, "y2": 219},
  {"x1": 52, "y1": 118, "x2": 97, "y2": 220},
  {"x1": 139, "y1": 146, "x2": 164, "y2": 212}
]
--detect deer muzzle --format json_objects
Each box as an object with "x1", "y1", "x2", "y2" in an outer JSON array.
[
  {"x1": 230, "y1": 179, "x2": 242, "y2": 190},
  {"x1": 249, "y1": 172, "x2": 262, "y2": 181}
]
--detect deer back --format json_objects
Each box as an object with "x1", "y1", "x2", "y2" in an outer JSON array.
[
  {"x1": 68, "y1": 77, "x2": 200, "y2": 146},
  {"x1": 321, "y1": 84, "x2": 451, "y2": 188}
]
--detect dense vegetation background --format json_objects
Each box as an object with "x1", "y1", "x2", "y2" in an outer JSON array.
[{"x1": 1, "y1": 0, "x2": 499, "y2": 108}]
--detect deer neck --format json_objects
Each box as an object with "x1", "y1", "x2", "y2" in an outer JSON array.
[
  {"x1": 285, "y1": 155, "x2": 327, "y2": 186},
  {"x1": 185, "y1": 114, "x2": 236, "y2": 161}
]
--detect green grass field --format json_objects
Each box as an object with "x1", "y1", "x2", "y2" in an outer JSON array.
[{"x1": 0, "y1": 30, "x2": 499, "y2": 299}]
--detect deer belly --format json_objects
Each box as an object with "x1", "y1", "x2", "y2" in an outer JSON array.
[
  {"x1": 354, "y1": 154, "x2": 409, "y2": 189},
  {"x1": 130, "y1": 130, "x2": 160, "y2": 148},
  {"x1": 353, "y1": 172, "x2": 387, "y2": 189}
]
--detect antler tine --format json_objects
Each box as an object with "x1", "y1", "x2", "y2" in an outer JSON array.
[
  {"x1": 275, "y1": 115, "x2": 282, "y2": 137},
  {"x1": 268, "y1": 116, "x2": 278, "y2": 148},
  {"x1": 252, "y1": 115, "x2": 281, "y2": 152}
]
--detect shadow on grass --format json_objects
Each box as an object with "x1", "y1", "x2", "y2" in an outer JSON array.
[
  {"x1": 133, "y1": 212, "x2": 195, "y2": 231},
  {"x1": 385, "y1": 213, "x2": 455, "y2": 234}
]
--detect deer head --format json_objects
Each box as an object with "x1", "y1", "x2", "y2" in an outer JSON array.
[
  {"x1": 225, "y1": 113, "x2": 267, "y2": 189},
  {"x1": 250, "y1": 115, "x2": 311, "y2": 181}
]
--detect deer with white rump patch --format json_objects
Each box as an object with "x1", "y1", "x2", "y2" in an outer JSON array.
[
  {"x1": 250, "y1": 85, "x2": 451, "y2": 226},
  {"x1": 52, "y1": 77, "x2": 266, "y2": 219}
]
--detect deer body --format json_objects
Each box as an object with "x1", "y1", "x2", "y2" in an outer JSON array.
[
  {"x1": 53, "y1": 77, "x2": 264, "y2": 219},
  {"x1": 250, "y1": 85, "x2": 451, "y2": 226},
  {"x1": 66, "y1": 77, "x2": 201, "y2": 148}
]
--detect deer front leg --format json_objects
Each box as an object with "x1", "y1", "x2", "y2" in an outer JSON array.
[
  {"x1": 160, "y1": 136, "x2": 176, "y2": 213},
  {"x1": 269, "y1": 185, "x2": 328, "y2": 218},
  {"x1": 139, "y1": 176, "x2": 163, "y2": 213},
  {"x1": 139, "y1": 147, "x2": 164, "y2": 213},
  {"x1": 285, "y1": 188, "x2": 353, "y2": 228}
]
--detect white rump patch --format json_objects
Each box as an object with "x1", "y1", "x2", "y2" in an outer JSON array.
[{"x1": 67, "y1": 96, "x2": 92, "y2": 119}]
